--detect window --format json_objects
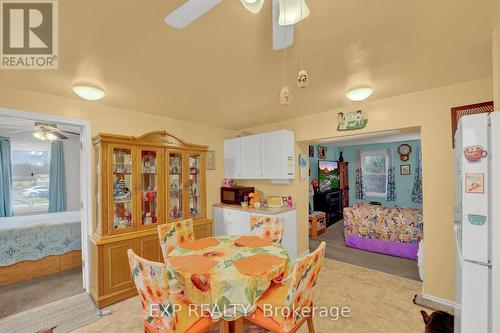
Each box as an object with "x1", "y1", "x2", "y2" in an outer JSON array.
[
  {"x1": 11, "y1": 141, "x2": 51, "y2": 215},
  {"x1": 361, "y1": 150, "x2": 388, "y2": 198}
]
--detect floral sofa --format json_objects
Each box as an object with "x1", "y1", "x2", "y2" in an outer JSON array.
[{"x1": 343, "y1": 204, "x2": 423, "y2": 260}]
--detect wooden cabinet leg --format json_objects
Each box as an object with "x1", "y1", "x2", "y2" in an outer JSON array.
[
  {"x1": 220, "y1": 320, "x2": 230, "y2": 333},
  {"x1": 306, "y1": 316, "x2": 315, "y2": 333},
  {"x1": 234, "y1": 318, "x2": 244, "y2": 333}
]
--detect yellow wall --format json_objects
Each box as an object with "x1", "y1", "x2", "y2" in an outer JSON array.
[
  {"x1": 494, "y1": 25, "x2": 500, "y2": 107},
  {"x1": 0, "y1": 86, "x2": 236, "y2": 222},
  {"x1": 240, "y1": 78, "x2": 492, "y2": 302}
]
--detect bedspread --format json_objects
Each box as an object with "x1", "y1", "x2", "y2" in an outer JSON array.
[
  {"x1": 0, "y1": 211, "x2": 81, "y2": 266},
  {"x1": 343, "y1": 204, "x2": 423, "y2": 259}
]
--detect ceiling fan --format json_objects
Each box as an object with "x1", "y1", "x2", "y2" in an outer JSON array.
[
  {"x1": 5, "y1": 122, "x2": 80, "y2": 141},
  {"x1": 164, "y1": 0, "x2": 309, "y2": 50},
  {"x1": 32, "y1": 122, "x2": 79, "y2": 141}
]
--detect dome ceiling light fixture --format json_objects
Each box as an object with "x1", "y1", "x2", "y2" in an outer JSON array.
[
  {"x1": 72, "y1": 85, "x2": 106, "y2": 101},
  {"x1": 240, "y1": 0, "x2": 264, "y2": 13},
  {"x1": 346, "y1": 87, "x2": 374, "y2": 102}
]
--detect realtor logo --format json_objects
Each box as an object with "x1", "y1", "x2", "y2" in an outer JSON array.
[{"x1": 1, "y1": 0, "x2": 58, "y2": 69}]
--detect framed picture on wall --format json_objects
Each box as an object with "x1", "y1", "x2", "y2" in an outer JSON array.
[
  {"x1": 400, "y1": 165, "x2": 411, "y2": 175},
  {"x1": 309, "y1": 145, "x2": 314, "y2": 157},
  {"x1": 318, "y1": 145, "x2": 327, "y2": 159}
]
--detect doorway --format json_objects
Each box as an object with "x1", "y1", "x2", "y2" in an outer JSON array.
[
  {"x1": 307, "y1": 128, "x2": 424, "y2": 281},
  {"x1": 0, "y1": 108, "x2": 92, "y2": 319}
]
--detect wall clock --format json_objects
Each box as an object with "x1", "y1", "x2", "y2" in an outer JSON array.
[{"x1": 398, "y1": 144, "x2": 412, "y2": 161}]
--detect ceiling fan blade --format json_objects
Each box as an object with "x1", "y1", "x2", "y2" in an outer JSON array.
[
  {"x1": 164, "y1": 0, "x2": 222, "y2": 29},
  {"x1": 272, "y1": 0, "x2": 294, "y2": 51},
  {"x1": 61, "y1": 130, "x2": 80, "y2": 136},
  {"x1": 52, "y1": 131, "x2": 68, "y2": 140},
  {"x1": 35, "y1": 121, "x2": 58, "y2": 129}
]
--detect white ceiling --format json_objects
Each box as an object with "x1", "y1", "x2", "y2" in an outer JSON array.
[{"x1": 0, "y1": 0, "x2": 499, "y2": 129}]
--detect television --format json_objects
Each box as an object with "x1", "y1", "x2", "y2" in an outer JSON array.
[{"x1": 318, "y1": 160, "x2": 340, "y2": 192}]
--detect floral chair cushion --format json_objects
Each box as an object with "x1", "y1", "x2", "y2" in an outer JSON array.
[
  {"x1": 158, "y1": 219, "x2": 195, "y2": 262},
  {"x1": 127, "y1": 249, "x2": 177, "y2": 333},
  {"x1": 254, "y1": 242, "x2": 326, "y2": 332},
  {"x1": 250, "y1": 215, "x2": 285, "y2": 243}
]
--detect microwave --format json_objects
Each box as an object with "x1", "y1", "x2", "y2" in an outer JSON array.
[{"x1": 221, "y1": 186, "x2": 254, "y2": 205}]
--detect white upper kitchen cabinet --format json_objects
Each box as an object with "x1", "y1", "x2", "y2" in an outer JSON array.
[
  {"x1": 261, "y1": 130, "x2": 295, "y2": 179},
  {"x1": 224, "y1": 138, "x2": 240, "y2": 178},
  {"x1": 224, "y1": 130, "x2": 295, "y2": 180},
  {"x1": 239, "y1": 135, "x2": 262, "y2": 179}
]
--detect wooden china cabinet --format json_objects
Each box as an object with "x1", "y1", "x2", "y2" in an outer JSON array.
[{"x1": 89, "y1": 131, "x2": 212, "y2": 308}]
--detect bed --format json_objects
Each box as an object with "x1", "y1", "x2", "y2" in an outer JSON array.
[
  {"x1": 0, "y1": 211, "x2": 82, "y2": 286},
  {"x1": 343, "y1": 204, "x2": 423, "y2": 260}
]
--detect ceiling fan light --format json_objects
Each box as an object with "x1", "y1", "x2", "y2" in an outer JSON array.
[
  {"x1": 240, "y1": 0, "x2": 264, "y2": 13},
  {"x1": 33, "y1": 130, "x2": 57, "y2": 141},
  {"x1": 346, "y1": 87, "x2": 373, "y2": 102},
  {"x1": 278, "y1": 0, "x2": 310, "y2": 26},
  {"x1": 73, "y1": 85, "x2": 106, "y2": 101}
]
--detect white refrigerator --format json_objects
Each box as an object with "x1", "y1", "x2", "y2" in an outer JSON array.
[{"x1": 455, "y1": 112, "x2": 500, "y2": 333}]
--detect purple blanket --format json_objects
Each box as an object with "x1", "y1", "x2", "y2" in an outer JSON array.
[{"x1": 345, "y1": 235, "x2": 418, "y2": 260}]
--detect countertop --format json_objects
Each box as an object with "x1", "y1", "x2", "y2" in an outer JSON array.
[{"x1": 213, "y1": 203, "x2": 296, "y2": 215}]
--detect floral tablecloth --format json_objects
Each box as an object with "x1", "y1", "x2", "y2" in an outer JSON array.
[{"x1": 167, "y1": 235, "x2": 289, "y2": 320}]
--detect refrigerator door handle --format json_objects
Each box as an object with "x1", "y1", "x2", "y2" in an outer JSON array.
[{"x1": 454, "y1": 224, "x2": 463, "y2": 266}]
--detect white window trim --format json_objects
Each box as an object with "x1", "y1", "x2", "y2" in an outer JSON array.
[{"x1": 361, "y1": 150, "x2": 389, "y2": 198}]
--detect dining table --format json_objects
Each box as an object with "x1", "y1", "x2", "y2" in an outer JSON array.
[{"x1": 166, "y1": 235, "x2": 290, "y2": 331}]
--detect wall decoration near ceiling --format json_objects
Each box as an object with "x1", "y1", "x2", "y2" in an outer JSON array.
[
  {"x1": 337, "y1": 110, "x2": 368, "y2": 131},
  {"x1": 318, "y1": 145, "x2": 327, "y2": 159},
  {"x1": 309, "y1": 145, "x2": 314, "y2": 157}
]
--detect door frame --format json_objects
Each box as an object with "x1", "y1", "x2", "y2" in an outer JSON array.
[{"x1": 0, "y1": 107, "x2": 92, "y2": 292}]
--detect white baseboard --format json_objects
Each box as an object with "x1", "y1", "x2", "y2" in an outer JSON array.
[{"x1": 422, "y1": 293, "x2": 460, "y2": 310}]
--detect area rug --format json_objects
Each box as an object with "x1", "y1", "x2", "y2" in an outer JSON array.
[{"x1": 0, "y1": 293, "x2": 100, "y2": 333}]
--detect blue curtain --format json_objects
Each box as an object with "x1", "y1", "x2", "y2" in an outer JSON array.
[
  {"x1": 386, "y1": 148, "x2": 397, "y2": 201},
  {"x1": 412, "y1": 145, "x2": 423, "y2": 203},
  {"x1": 355, "y1": 150, "x2": 364, "y2": 199},
  {"x1": 48, "y1": 141, "x2": 67, "y2": 212},
  {"x1": 0, "y1": 137, "x2": 13, "y2": 217}
]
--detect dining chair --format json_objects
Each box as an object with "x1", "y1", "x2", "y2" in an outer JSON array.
[
  {"x1": 128, "y1": 249, "x2": 228, "y2": 333},
  {"x1": 244, "y1": 242, "x2": 326, "y2": 333},
  {"x1": 158, "y1": 219, "x2": 195, "y2": 262},
  {"x1": 250, "y1": 215, "x2": 285, "y2": 243}
]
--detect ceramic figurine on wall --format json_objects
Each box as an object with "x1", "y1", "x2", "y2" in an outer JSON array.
[
  {"x1": 280, "y1": 86, "x2": 291, "y2": 105},
  {"x1": 339, "y1": 149, "x2": 344, "y2": 162},
  {"x1": 297, "y1": 70, "x2": 308, "y2": 88},
  {"x1": 337, "y1": 110, "x2": 368, "y2": 131}
]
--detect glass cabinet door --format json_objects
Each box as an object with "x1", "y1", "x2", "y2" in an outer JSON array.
[
  {"x1": 167, "y1": 151, "x2": 184, "y2": 221},
  {"x1": 139, "y1": 149, "x2": 160, "y2": 227},
  {"x1": 188, "y1": 153, "x2": 203, "y2": 219},
  {"x1": 111, "y1": 146, "x2": 134, "y2": 232}
]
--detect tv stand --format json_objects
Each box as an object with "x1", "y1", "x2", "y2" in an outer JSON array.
[{"x1": 313, "y1": 190, "x2": 342, "y2": 226}]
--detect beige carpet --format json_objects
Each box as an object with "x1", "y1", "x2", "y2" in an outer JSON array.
[
  {"x1": 72, "y1": 259, "x2": 427, "y2": 333},
  {"x1": 309, "y1": 221, "x2": 421, "y2": 281},
  {"x1": 0, "y1": 268, "x2": 85, "y2": 319}
]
